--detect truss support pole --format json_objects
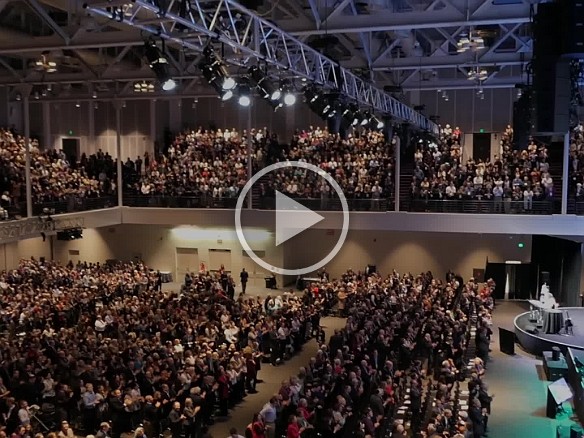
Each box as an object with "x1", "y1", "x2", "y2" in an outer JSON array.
[
  {"x1": 23, "y1": 96, "x2": 32, "y2": 218},
  {"x1": 115, "y1": 101, "x2": 123, "y2": 207},
  {"x1": 394, "y1": 132, "x2": 400, "y2": 212},
  {"x1": 562, "y1": 131, "x2": 569, "y2": 215},
  {"x1": 247, "y1": 107, "x2": 253, "y2": 210}
]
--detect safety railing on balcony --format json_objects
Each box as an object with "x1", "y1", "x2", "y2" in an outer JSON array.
[
  {"x1": 123, "y1": 194, "x2": 393, "y2": 212},
  {"x1": 408, "y1": 199, "x2": 556, "y2": 215},
  {"x1": 32, "y1": 196, "x2": 118, "y2": 216}
]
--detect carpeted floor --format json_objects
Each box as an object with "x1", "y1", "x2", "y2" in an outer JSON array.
[
  {"x1": 488, "y1": 301, "x2": 581, "y2": 438},
  {"x1": 191, "y1": 293, "x2": 583, "y2": 438},
  {"x1": 207, "y1": 316, "x2": 346, "y2": 438}
]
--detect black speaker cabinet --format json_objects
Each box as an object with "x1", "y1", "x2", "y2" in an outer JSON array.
[{"x1": 499, "y1": 327, "x2": 516, "y2": 355}]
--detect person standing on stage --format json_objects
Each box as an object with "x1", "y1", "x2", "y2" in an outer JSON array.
[{"x1": 240, "y1": 268, "x2": 249, "y2": 294}]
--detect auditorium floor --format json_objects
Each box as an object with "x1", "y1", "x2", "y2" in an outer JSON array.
[
  {"x1": 207, "y1": 316, "x2": 347, "y2": 438},
  {"x1": 487, "y1": 300, "x2": 581, "y2": 438}
]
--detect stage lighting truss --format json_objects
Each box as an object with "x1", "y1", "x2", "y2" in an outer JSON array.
[
  {"x1": 0, "y1": 217, "x2": 84, "y2": 244},
  {"x1": 84, "y1": 0, "x2": 437, "y2": 133}
]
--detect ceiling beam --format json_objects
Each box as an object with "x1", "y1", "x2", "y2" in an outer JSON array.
[
  {"x1": 402, "y1": 78, "x2": 521, "y2": 91},
  {"x1": 351, "y1": 51, "x2": 531, "y2": 70},
  {"x1": 0, "y1": 31, "x2": 145, "y2": 54},
  {"x1": 26, "y1": 0, "x2": 70, "y2": 43},
  {"x1": 279, "y1": 8, "x2": 532, "y2": 35}
]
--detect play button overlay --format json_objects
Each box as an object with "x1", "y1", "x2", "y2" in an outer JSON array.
[
  {"x1": 275, "y1": 191, "x2": 324, "y2": 246},
  {"x1": 235, "y1": 161, "x2": 349, "y2": 276}
]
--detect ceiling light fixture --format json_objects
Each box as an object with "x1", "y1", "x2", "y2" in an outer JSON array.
[{"x1": 34, "y1": 52, "x2": 57, "y2": 73}]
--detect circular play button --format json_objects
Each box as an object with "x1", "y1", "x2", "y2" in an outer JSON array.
[{"x1": 235, "y1": 161, "x2": 350, "y2": 276}]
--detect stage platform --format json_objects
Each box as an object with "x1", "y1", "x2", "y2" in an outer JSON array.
[{"x1": 514, "y1": 307, "x2": 584, "y2": 356}]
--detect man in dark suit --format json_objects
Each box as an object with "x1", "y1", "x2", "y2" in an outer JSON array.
[
  {"x1": 469, "y1": 398, "x2": 486, "y2": 438},
  {"x1": 2, "y1": 397, "x2": 19, "y2": 434},
  {"x1": 240, "y1": 268, "x2": 249, "y2": 294},
  {"x1": 369, "y1": 388, "x2": 385, "y2": 419}
]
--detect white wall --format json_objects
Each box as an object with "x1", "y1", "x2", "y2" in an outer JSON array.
[
  {"x1": 0, "y1": 225, "x2": 532, "y2": 286},
  {"x1": 417, "y1": 88, "x2": 515, "y2": 134},
  {"x1": 31, "y1": 100, "x2": 154, "y2": 158},
  {"x1": 22, "y1": 96, "x2": 331, "y2": 158},
  {"x1": 283, "y1": 230, "x2": 532, "y2": 280}
]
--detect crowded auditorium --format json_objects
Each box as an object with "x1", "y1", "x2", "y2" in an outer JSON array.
[{"x1": 0, "y1": 1, "x2": 583, "y2": 438}]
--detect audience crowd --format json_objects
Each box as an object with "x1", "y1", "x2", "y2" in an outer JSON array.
[
  {"x1": 0, "y1": 128, "x2": 116, "y2": 216},
  {"x1": 410, "y1": 124, "x2": 554, "y2": 211},
  {"x1": 0, "y1": 258, "x2": 330, "y2": 438},
  {"x1": 245, "y1": 269, "x2": 495, "y2": 438},
  {"x1": 569, "y1": 122, "x2": 584, "y2": 201},
  {"x1": 126, "y1": 127, "x2": 395, "y2": 210}
]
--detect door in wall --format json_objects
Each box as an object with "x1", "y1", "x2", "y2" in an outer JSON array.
[
  {"x1": 62, "y1": 138, "x2": 80, "y2": 165},
  {"x1": 209, "y1": 249, "x2": 232, "y2": 273},
  {"x1": 176, "y1": 248, "x2": 199, "y2": 280},
  {"x1": 472, "y1": 133, "x2": 491, "y2": 162}
]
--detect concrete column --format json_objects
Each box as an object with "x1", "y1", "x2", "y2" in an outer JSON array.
[
  {"x1": 88, "y1": 100, "x2": 95, "y2": 152},
  {"x1": 114, "y1": 101, "x2": 123, "y2": 207},
  {"x1": 394, "y1": 133, "x2": 401, "y2": 212},
  {"x1": 42, "y1": 101, "x2": 51, "y2": 149},
  {"x1": 0, "y1": 88, "x2": 8, "y2": 127},
  {"x1": 168, "y1": 98, "x2": 182, "y2": 132},
  {"x1": 23, "y1": 97, "x2": 32, "y2": 217},
  {"x1": 247, "y1": 103, "x2": 253, "y2": 209},
  {"x1": 562, "y1": 132, "x2": 569, "y2": 215},
  {"x1": 150, "y1": 99, "x2": 156, "y2": 154}
]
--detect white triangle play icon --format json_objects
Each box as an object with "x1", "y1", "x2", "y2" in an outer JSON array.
[{"x1": 275, "y1": 190, "x2": 324, "y2": 246}]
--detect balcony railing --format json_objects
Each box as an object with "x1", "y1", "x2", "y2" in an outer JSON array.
[
  {"x1": 408, "y1": 198, "x2": 555, "y2": 215},
  {"x1": 123, "y1": 195, "x2": 239, "y2": 209},
  {"x1": 123, "y1": 194, "x2": 393, "y2": 212},
  {"x1": 32, "y1": 196, "x2": 118, "y2": 216}
]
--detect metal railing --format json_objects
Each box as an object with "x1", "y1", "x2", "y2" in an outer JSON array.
[
  {"x1": 123, "y1": 195, "x2": 239, "y2": 209},
  {"x1": 32, "y1": 196, "x2": 118, "y2": 216},
  {"x1": 256, "y1": 196, "x2": 393, "y2": 212},
  {"x1": 408, "y1": 198, "x2": 555, "y2": 215},
  {"x1": 123, "y1": 194, "x2": 393, "y2": 212},
  {"x1": 568, "y1": 200, "x2": 584, "y2": 215}
]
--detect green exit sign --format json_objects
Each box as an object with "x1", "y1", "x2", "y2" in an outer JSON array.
[
  {"x1": 479, "y1": 128, "x2": 485, "y2": 133},
  {"x1": 518, "y1": 243, "x2": 524, "y2": 248},
  {"x1": 68, "y1": 130, "x2": 74, "y2": 136}
]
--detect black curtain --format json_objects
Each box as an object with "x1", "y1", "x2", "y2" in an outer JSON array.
[
  {"x1": 485, "y1": 262, "x2": 506, "y2": 300},
  {"x1": 514, "y1": 264, "x2": 535, "y2": 300},
  {"x1": 531, "y1": 235, "x2": 582, "y2": 306}
]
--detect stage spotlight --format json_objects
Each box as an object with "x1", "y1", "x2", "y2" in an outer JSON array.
[
  {"x1": 237, "y1": 79, "x2": 252, "y2": 107},
  {"x1": 222, "y1": 76, "x2": 236, "y2": 91},
  {"x1": 248, "y1": 65, "x2": 280, "y2": 102},
  {"x1": 220, "y1": 89, "x2": 234, "y2": 101},
  {"x1": 162, "y1": 78, "x2": 177, "y2": 91},
  {"x1": 199, "y1": 47, "x2": 237, "y2": 97},
  {"x1": 280, "y1": 80, "x2": 296, "y2": 106},
  {"x1": 341, "y1": 103, "x2": 359, "y2": 125},
  {"x1": 360, "y1": 111, "x2": 371, "y2": 126},
  {"x1": 283, "y1": 92, "x2": 296, "y2": 106},
  {"x1": 370, "y1": 114, "x2": 384, "y2": 129},
  {"x1": 144, "y1": 39, "x2": 175, "y2": 91}
]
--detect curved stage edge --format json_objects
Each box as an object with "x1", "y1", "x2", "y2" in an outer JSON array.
[{"x1": 514, "y1": 307, "x2": 584, "y2": 356}]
